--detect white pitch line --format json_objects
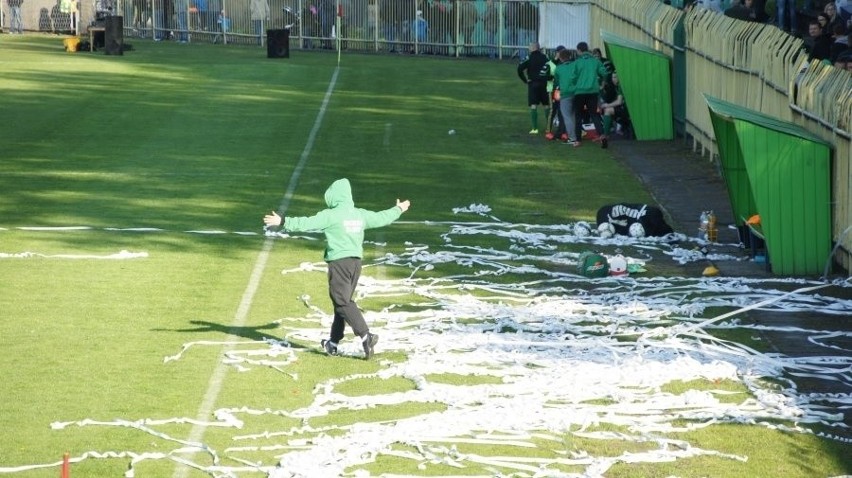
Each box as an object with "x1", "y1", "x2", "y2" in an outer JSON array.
[
  {"x1": 383, "y1": 122, "x2": 392, "y2": 150},
  {"x1": 173, "y1": 66, "x2": 341, "y2": 478}
]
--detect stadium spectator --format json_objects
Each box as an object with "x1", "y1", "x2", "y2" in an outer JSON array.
[
  {"x1": 262, "y1": 179, "x2": 410, "y2": 360},
  {"x1": 725, "y1": 0, "x2": 761, "y2": 22},
  {"x1": 302, "y1": 0, "x2": 319, "y2": 48},
  {"x1": 212, "y1": 0, "x2": 225, "y2": 32},
  {"x1": 250, "y1": 0, "x2": 270, "y2": 46},
  {"x1": 824, "y1": 2, "x2": 847, "y2": 34},
  {"x1": 838, "y1": 0, "x2": 852, "y2": 25},
  {"x1": 776, "y1": 0, "x2": 798, "y2": 31},
  {"x1": 366, "y1": 0, "x2": 376, "y2": 42},
  {"x1": 152, "y1": 0, "x2": 167, "y2": 40},
  {"x1": 694, "y1": 0, "x2": 723, "y2": 12},
  {"x1": 482, "y1": 0, "x2": 499, "y2": 58},
  {"x1": 569, "y1": 41, "x2": 609, "y2": 148},
  {"x1": 502, "y1": 0, "x2": 519, "y2": 57},
  {"x1": 517, "y1": 1, "x2": 539, "y2": 58},
  {"x1": 517, "y1": 42, "x2": 552, "y2": 135},
  {"x1": 805, "y1": 19, "x2": 833, "y2": 60},
  {"x1": 188, "y1": 0, "x2": 200, "y2": 31},
  {"x1": 817, "y1": 12, "x2": 832, "y2": 34},
  {"x1": 829, "y1": 22, "x2": 850, "y2": 60},
  {"x1": 378, "y1": 0, "x2": 395, "y2": 50},
  {"x1": 9, "y1": 0, "x2": 24, "y2": 34},
  {"x1": 835, "y1": 50, "x2": 852, "y2": 69},
  {"x1": 133, "y1": 0, "x2": 147, "y2": 34},
  {"x1": 199, "y1": 0, "x2": 216, "y2": 32},
  {"x1": 454, "y1": 0, "x2": 476, "y2": 55},
  {"x1": 212, "y1": 8, "x2": 230, "y2": 43},
  {"x1": 751, "y1": 0, "x2": 769, "y2": 22},
  {"x1": 424, "y1": 0, "x2": 448, "y2": 55},
  {"x1": 321, "y1": 0, "x2": 337, "y2": 49},
  {"x1": 413, "y1": 9, "x2": 427, "y2": 49},
  {"x1": 175, "y1": 0, "x2": 189, "y2": 42},
  {"x1": 400, "y1": 0, "x2": 417, "y2": 52}
]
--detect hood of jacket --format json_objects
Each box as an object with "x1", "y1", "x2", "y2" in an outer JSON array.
[{"x1": 324, "y1": 178, "x2": 355, "y2": 208}]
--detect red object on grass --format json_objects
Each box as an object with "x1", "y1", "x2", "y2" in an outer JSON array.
[{"x1": 61, "y1": 453, "x2": 70, "y2": 478}]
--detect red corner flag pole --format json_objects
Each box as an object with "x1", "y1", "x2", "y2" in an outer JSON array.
[{"x1": 61, "y1": 452, "x2": 70, "y2": 478}]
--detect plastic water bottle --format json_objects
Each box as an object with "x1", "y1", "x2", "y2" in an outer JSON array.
[
  {"x1": 698, "y1": 211, "x2": 709, "y2": 240},
  {"x1": 707, "y1": 211, "x2": 717, "y2": 242}
]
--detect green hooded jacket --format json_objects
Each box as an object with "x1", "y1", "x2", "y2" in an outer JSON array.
[
  {"x1": 283, "y1": 178, "x2": 403, "y2": 262},
  {"x1": 568, "y1": 52, "x2": 609, "y2": 95},
  {"x1": 553, "y1": 60, "x2": 574, "y2": 97}
]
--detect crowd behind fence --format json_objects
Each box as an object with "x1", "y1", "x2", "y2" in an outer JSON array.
[
  {"x1": 1, "y1": 0, "x2": 591, "y2": 57},
  {"x1": 118, "y1": 0, "x2": 563, "y2": 58}
]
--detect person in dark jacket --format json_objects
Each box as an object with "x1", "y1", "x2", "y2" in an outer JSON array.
[
  {"x1": 263, "y1": 179, "x2": 411, "y2": 360},
  {"x1": 805, "y1": 19, "x2": 832, "y2": 60},
  {"x1": 517, "y1": 42, "x2": 551, "y2": 135},
  {"x1": 829, "y1": 22, "x2": 849, "y2": 62}
]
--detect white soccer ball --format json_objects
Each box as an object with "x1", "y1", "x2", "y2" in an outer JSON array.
[
  {"x1": 597, "y1": 221, "x2": 615, "y2": 239},
  {"x1": 629, "y1": 222, "x2": 646, "y2": 238},
  {"x1": 448, "y1": 129, "x2": 456, "y2": 135},
  {"x1": 573, "y1": 221, "x2": 592, "y2": 237}
]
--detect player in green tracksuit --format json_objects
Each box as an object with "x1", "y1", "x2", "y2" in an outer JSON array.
[
  {"x1": 264, "y1": 178, "x2": 411, "y2": 359},
  {"x1": 569, "y1": 42, "x2": 610, "y2": 147}
]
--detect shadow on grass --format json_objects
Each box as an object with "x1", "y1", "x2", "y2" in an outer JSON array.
[{"x1": 154, "y1": 319, "x2": 296, "y2": 344}]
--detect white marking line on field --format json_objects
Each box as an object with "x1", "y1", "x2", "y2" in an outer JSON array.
[
  {"x1": 383, "y1": 122, "x2": 392, "y2": 150},
  {"x1": 0, "y1": 251, "x2": 147, "y2": 260},
  {"x1": 173, "y1": 66, "x2": 341, "y2": 478}
]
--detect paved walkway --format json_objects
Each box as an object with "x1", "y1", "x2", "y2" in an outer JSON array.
[{"x1": 610, "y1": 137, "x2": 852, "y2": 432}]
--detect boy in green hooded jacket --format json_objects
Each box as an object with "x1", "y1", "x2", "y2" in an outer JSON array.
[{"x1": 264, "y1": 178, "x2": 411, "y2": 359}]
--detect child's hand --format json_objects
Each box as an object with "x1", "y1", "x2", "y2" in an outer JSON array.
[
  {"x1": 264, "y1": 211, "x2": 282, "y2": 226},
  {"x1": 396, "y1": 199, "x2": 411, "y2": 213}
]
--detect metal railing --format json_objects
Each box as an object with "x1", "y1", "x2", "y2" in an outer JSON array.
[{"x1": 114, "y1": 0, "x2": 590, "y2": 58}]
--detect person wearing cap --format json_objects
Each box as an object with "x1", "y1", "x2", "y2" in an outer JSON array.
[{"x1": 413, "y1": 9, "x2": 428, "y2": 49}]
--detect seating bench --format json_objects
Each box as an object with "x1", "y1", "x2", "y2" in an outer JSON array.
[{"x1": 88, "y1": 26, "x2": 105, "y2": 52}]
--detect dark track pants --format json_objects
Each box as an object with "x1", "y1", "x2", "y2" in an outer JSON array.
[
  {"x1": 573, "y1": 93, "x2": 603, "y2": 138},
  {"x1": 327, "y1": 257, "x2": 369, "y2": 342}
]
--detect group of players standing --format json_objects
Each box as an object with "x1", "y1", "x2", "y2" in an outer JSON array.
[{"x1": 518, "y1": 41, "x2": 627, "y2": 150}]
